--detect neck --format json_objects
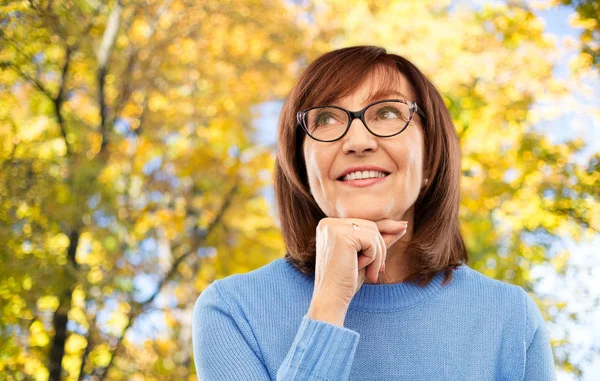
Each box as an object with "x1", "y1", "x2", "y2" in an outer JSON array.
[{"x1": 364, "y1": 206, "x2": 415, "y2": 284}]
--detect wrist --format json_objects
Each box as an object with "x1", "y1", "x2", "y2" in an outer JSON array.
[{"x1": 307, "y1": 295, "x2": 349, "y2": 327}]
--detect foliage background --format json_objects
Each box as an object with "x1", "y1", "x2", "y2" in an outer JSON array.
[{"x1": 0, "y1": 0, "x2": 598, "y2": 380}]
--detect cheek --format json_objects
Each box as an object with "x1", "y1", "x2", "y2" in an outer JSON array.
[
  {"x1": 394, "y1": 133, "x2": 424, "y2": 184},
  {"x1": 304, "y1": 147, "x2": 317, "y2": 179},
  {"x1": 406, "y1": 148, "x2": 422, "y2": 177},
  {"x1": 304, "y1": 145, "x2": 328, "y2": 188}
]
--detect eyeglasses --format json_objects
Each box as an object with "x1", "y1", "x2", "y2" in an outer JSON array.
[{"x1": 297, "y1": 99, "x2": 426, "y2": 142}]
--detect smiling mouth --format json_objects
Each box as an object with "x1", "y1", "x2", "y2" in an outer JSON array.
[{"x1": 336, "y1": 172, "x2": 391, "y2": 181}]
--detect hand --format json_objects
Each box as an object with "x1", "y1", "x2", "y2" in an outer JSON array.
[{"x1": 307, "y1": 217, "x2": 408, "y2": 326}]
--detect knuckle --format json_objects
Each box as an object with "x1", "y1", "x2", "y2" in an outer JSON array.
[{"x1": 316, "y1": 218, "x2": 330, "y2": 231}]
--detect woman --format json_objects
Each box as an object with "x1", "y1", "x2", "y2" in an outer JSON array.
[{"x1": 192, "y1": 46, "x2": 556, "y2": 380}]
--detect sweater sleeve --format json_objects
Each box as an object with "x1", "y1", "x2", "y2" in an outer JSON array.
[
  {"x1": 276, "y1": 315, "x2": 360, "y2": 380},
  {"x1": 192, "y1": 281, "x2": 271, "y2": 380},
  {"x1": 521, "y1": 288, "x2": 557, "y2": 381},
  {"x1": 192, "y1": 280, "x2": 360, "y2": 381}
]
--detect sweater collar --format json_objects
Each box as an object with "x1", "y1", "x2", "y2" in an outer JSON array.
[
  {"x1": 348, "y1": 266, "x2": 464, "y2": 311},
  {"x1": 281, "y1": 258, "x2": 465, "y2": 312}
]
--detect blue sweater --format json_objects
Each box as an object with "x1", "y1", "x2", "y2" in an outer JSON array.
[{"x1": 192, "y1": 257, "x2": 556, "y2": 380}]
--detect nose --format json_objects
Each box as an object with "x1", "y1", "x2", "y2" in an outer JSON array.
[{"x1": 340, "y1": 117, "x2": 378, "y2": 155}]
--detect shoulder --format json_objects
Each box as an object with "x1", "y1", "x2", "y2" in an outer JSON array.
[
  {"x1": 519, "y1": 285, "x2": 548, "y2": 347},
  {"x1": 204, "y1": 257, "x2": 307, "y2": 297},
  {"x1": 455, "y1": 265, "x2": 547, "y2": 338},
  {"x1": 455, "y1": 264, "x2": 524, "y2": 295},
  {"x1": 193, "y1": 257, "x2": 311, "y2": 319},
  {"x1": 451, "y1": 265, "x2": 535, "y2": 319}
]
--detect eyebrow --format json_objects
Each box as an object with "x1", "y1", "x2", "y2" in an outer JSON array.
[{"x1": 364, "y1": 90, "x2": 413, "y2": 103}]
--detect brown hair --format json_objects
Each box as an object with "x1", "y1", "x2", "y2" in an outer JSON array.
[{"x1": 273, "y1": 45, "x2": 468, "y2": 287}]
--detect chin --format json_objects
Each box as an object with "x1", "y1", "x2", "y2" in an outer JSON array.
[{"x1": 336, "y1": 207, "x2": 392, "y2": 221}]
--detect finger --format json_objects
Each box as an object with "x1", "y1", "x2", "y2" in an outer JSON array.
[
  {"x1": 350, "y1": 224, "x2": 377, "y2": 270},
  {"x1": 379, "y1": 233, "x2": 387, "y2": 273},
  {"x1": 351, "y1": 220, "x2": 390, "y2": 269},
  {"x1": 355, "y1": 268, "x2": 367, "y2": 294},
  {"x1": 375, "y1": 219, "x2": 408, "y2": 234},
  {"x1": 381, "y1": 226, "x2": 407, "y2": 249},
  {"x1": 367, "y1": 236, "x2": 384, "y2": 283},
  {"x1": 357, "y1": 246, "x2": 374, "y2": 271},
  {"x1": 377, "y1": 232, "x2": 385, "y2": 276}
]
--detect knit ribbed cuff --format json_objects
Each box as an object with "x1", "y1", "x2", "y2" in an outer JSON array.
[{"x1": 278, "y1": 314, "x2": 360, "y2": 380}]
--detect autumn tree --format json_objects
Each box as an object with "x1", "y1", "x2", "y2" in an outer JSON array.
[
  {"x1": 1, "y1": 0, "x2": 302, "y2": 379},
  {"x1": 1, "y1": 0, "x2": 598, "y2": 380},
  {"x1": 556, "y1": 0, "x2": 600, "y2": 72}
]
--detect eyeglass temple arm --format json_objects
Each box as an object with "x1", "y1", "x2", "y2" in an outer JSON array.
[
  {"x1": 296, "y1": 112, "x2": 303, "y2": 127},
  {"x1": 414, "y1": 104, "x2": 426, "y2": 121}
]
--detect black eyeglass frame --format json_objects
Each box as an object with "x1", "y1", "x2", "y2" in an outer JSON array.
[{"x1": 297, "y1": 99, "x2": 427, "y2": 143}]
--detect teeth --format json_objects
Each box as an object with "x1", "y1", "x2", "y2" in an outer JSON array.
[{"x1": 342, "y1": 170, "x2": 388, "y2": 181}]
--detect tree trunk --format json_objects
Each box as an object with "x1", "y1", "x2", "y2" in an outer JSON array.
[{"x1": 48, "y1": 230, "x2": 80, "y2": 381}]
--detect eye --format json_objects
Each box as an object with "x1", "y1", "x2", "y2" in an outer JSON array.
[
  {"x1": 315, "y1": 113, "x2": 331, "y2": 126},
  {"x1": 377, "y1": 107, "x2": 402, "y2": 120},
  {"x1": 315, "y1": 112, "x2": 341, "y2": 126}
]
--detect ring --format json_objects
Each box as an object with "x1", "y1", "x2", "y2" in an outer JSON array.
[{"x1": 352, "y1": 223, "x2": 360, "y2": 231}]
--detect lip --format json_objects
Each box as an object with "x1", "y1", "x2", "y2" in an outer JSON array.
[
  {"x1": 337, "y1": 173, "x2": 390, "y2": 187},
  {"x1": 337, "y1": 165, "x2": 391, "y2": 180}
]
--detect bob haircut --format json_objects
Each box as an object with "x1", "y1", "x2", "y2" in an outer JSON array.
[{"x1": 274, "y1": 45, "x2": 468, "y2": 287}]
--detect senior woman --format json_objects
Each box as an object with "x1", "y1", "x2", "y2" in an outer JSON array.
[{"x1": 192, "y1": 45, "x2": 556, "y2": 380}]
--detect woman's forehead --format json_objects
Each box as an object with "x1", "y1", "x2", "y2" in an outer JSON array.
[
  {"x1": 360, "y1": 88, "x2": 415, "y2": 104},
  {"x1": 330, "y1": 69, "x2": 416, "y2": 106}
]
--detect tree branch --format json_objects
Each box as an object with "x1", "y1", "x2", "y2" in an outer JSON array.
[
  {"x1": 55, "y1": 45, "x2": 73, "y2": 157},
  {"x1": 28, "y1": 0, "x2": 66, "y2": 44},
  {"x1": 567, "y1": 209, "x2": 600, "y2": 234},
  {"x1": 97, "y1": 0, "x2": 123, "y2": 154},
  {"x1": 76, "y1": 312, "x2": 98, "y2": 381},
  {"x1": 97, "y1": 181, "x2": 241, "y2": 380},
  {"x1": 0, "y1": 31, "x2": 73, "y2": 156},
  {"x1": 0, "y1": 61, "x2": 54, "y2": 100}
]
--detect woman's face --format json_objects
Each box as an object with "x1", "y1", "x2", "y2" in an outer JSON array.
[{"x1": 302, "y1": 72, "x2": 428, "y2": 222}]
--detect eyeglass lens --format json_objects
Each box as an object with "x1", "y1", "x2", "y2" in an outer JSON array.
[{"x1": 304, "y1": 101, "x2": 412, "y2": 141}]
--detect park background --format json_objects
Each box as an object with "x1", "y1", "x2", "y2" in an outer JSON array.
[{"x1": 1, "y1": 0, "x2": 599, "y2": 379}]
